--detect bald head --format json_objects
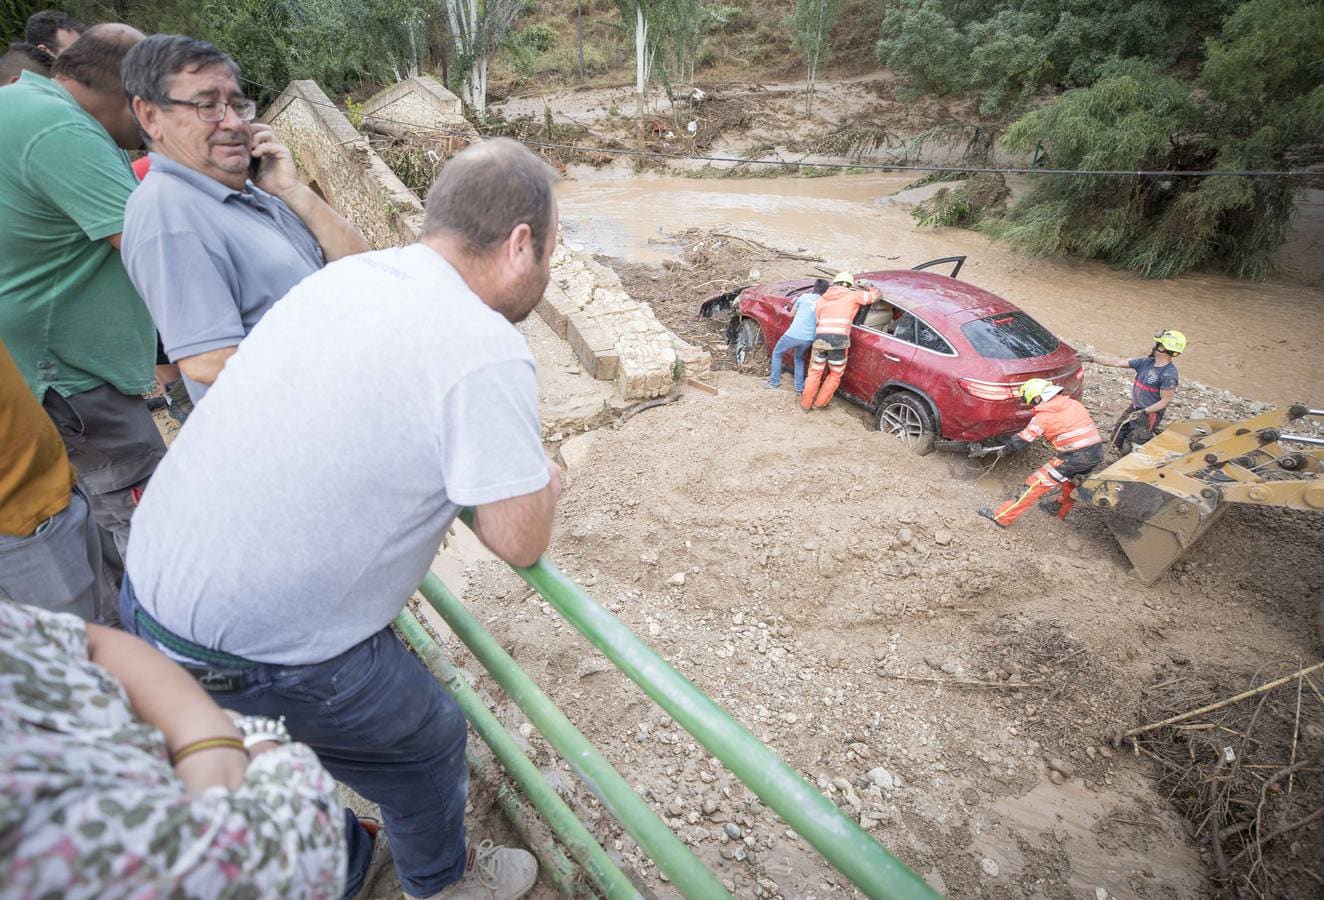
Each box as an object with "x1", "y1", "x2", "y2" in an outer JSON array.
[
  {"x1": 52, "y1": 23, "x2": 145, "y2": 94},
  {"x1": 422, "y1": 138, "x2": 559, "y2": 260}
]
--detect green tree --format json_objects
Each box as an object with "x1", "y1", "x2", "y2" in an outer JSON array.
[
  {"x1": 446, "y1": 0, "x2": 522, "y2": 116},
  {"x1": 873, "y1": 0, "x2": 970, "y2": 97},
  {"x1": 875, "y1": 0, "x2": 1234, "y2": 116},
  {"x1": 989, "y1": 0, "x2": 1322, "y2": 281},
  {"x1": 985, "y1": 60, "x2": 1200, "y2": 272},
  {"x1": 1, "y1": 0, "x2": 45, "y2": 43},
  {"x1": 56, "y1": 0, "x2": 439, "y2": 101},
  {"x1": 785, "y1": 0, "x2": 842, "y2": 114}
]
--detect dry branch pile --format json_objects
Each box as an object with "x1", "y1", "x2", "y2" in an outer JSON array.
[{"x1": 1128, "y1": 662, "x2": 1324, "y2": 898}]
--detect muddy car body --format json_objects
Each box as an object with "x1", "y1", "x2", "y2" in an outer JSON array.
[{"x1": 700, "y1": 257, "x2": 1084, "y2": 453}]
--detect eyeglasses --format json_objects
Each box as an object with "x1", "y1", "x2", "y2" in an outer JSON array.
[{"x1": 164, "y1": 96, "x2": 257, "y2": 123}]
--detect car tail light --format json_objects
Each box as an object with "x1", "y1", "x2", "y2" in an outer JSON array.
[{"x1": 958, "y1": 378, "x2": 1019, "y2": 400}]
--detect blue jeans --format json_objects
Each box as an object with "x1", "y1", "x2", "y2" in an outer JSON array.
[
  {"x1": 120, "y1": 577, "x2": 469, "y2": 898},
  {"x1": 769, "y1": 335, "x2": 813, "y2": 390}
]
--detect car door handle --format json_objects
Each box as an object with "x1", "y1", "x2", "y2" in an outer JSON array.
[{"x1": 882, "y1": 353, "x2": 901, "y2": 362}]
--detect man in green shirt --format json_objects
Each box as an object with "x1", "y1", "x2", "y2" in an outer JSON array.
[{"x1": 0, "y1": 23, "x2": 162, "y2": 566}]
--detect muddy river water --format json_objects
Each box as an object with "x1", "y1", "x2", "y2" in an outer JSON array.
[{"x1": 556, "y1": 172, "x2": 1323, "y2": 406}]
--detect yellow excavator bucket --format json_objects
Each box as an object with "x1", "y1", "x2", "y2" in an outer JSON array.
[{"x1": 1079, "y1": 405, "x2": 1324, "y2": 584}]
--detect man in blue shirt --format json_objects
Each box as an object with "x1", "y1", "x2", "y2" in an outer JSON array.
[
  {"x1": 1086, "y1": 329, "x2": 1186, "y2": 450},
  {"x1": 766, "y1": 278, "x2": 828, "y2": 392},
  {"x1": 120, "y1": 35, "x2": 368, "y2": 404}
]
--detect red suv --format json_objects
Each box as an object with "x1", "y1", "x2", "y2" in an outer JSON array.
[{"x1": 699, "y1": 257, "x2": 1084, "y2": 454}]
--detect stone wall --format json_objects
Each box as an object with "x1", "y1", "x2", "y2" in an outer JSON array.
[
  {"x1": 360, "y1": 76, "x2": 475, "y2": 157},
  {"x1": 542, "y1": 245, "x2": 711, "y2": 399},
  {"x1": 262, "y1": 80, "x2": 423, "y2": 249},
  {"x1": 263, "y1": 77, "x2": 709, "y2": 399}
]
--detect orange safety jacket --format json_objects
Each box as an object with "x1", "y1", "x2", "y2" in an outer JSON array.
[
  {"x1": 814, "y1": 284, "x2": 880, "y2": 336},
  {"x1": 1016, "y1": 395, "x2": 1102, "y2": 452}
]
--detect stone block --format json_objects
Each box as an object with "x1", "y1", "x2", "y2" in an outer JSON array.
[
  {"x1": 672, "y1": 337, "x2": 712, "y2": 381},
  {"x1": 557, "y1": 431, "x2": 597, "y2": 471},
  {"x1": 566, "y1": 314, "x2": 620, "y2": 381},
  {"x1": 536, "y1": 283, "x2": 580, "y2": 339}
]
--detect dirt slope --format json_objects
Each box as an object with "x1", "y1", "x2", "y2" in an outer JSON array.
[{"x1": 451, "y1": 367, "x2": 1321, "y2": 898}]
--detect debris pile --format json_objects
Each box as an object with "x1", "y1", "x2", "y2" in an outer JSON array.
[{"x1": 1127, "y1": 661, "x2": 1324, "y2": 898}]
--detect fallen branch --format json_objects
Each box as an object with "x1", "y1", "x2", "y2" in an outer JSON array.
[
  {"x1": 709, "y1": 230, "x2": 822, "y2": 262},
  {"x1": 1251, "y1": 751, "x2": 1324, "y2": 851},
  {"x1": 1289, "y1": 667, "x2": 1304, "y2": 794},
  {"x1": 1229, "y1": 803, "x2": 1324, "y2": 867},
  {"x1": 879, "y1": 672, "x2": 1043, "y2": 689},
  {"x1": 1117, "y1": 661, "x2": 1324, "y2": 742},
  {"x1": 615, "y1": 392, "x2": 680, "y2": 427}
]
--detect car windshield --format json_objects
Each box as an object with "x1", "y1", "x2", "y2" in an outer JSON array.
[{"x1": 961, "y1": 311, "x2": 1059, "y2": 359}]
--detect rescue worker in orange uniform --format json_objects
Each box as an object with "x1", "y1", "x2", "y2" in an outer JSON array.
[
  {"x1": 978, "y1": 378, "x2": 1104, "y2": 528},
  {"x1": 800, "y1": 272, "x2": 879, "y2": 411}
]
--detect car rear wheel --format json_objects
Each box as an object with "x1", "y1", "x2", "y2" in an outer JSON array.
[
  {"x1": 730, "y1": 318, "x2": 767, "y2": 370},
  {"x1": 876, "y1": 392, "x2": 937, "y2": 456}
]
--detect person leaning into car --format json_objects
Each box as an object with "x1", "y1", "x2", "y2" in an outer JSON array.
[{"x1": 801, "y1": 272, "x2": 879, "y2": 411}]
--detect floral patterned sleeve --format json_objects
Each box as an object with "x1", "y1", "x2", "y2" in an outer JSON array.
[{"x1": 0, "y1": 602, "x2": 346, "y2": 899}]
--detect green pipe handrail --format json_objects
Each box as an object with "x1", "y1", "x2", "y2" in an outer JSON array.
[
  {"x1": 455, "y1": 514, "x2": 938, "y2": 900},
  {"x1": 417, "y1": 572, "x2": 732, "y2": 899},
  {"x1": 395, "y1": 610, "x2": 636, "y2": 899}
]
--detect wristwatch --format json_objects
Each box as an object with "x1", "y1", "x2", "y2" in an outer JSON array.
[{"x1": 231, "y1": 714, "x2": 291, "y2": 750}]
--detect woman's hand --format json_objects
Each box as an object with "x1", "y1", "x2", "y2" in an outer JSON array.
[{"x1": 174, "y1": 745, "x2": 249, "y2": 794}]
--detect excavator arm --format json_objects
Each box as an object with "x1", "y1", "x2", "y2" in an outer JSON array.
[{"x1": 1079, "y1": 405, "x2": 1324, "y2": 584}]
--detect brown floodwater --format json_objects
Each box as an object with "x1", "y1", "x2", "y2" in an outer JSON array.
[{"x1": 557, "y1": 172, "x2": 1323, "y2": 406}]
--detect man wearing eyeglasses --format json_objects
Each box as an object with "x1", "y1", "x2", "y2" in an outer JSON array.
[{"x1": 120, "y1": 35, "x2": 367, "y2": 404}]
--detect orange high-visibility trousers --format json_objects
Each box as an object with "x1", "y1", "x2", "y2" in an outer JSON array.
[
  {"x1": 801, "y1": 346, "x2": 848, "y2": 410},
  {"x1": 991, "y1": 457, "x2": 1069, "y2": 526}
]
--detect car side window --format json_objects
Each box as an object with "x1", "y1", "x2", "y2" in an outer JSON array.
[
  {"x1": 892, "y1": 312, "x2": 917, "y2": 344},
  {"x1": 915, "y1": 319, "x2": 954, "y2": 355}
]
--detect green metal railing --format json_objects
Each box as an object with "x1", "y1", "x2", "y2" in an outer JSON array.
[
  {"x1": 404, "y1": 520, "x2": 941, "y2": 900},
  {"x1": 395, "y1": 611, "x2": 638, "y2": 898}
]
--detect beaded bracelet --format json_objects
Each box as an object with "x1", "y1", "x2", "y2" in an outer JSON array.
[{"x1": 170, "y1": 736, "x2": 246, "y2": 764}]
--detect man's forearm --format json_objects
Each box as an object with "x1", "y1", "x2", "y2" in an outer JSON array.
[
  {"x1": 472, "y1": 481, "x2": 558, "y2": 568},
  {"x1": 178, "y1": 346, "x2": 238, "y2": 386},
  {"x1": 1148, "y1": 389, "x2": 1175, "y2": 412},
  {"x1": 1090, "y1": 354, "x2": 1129, "y2": 367},
  {"x1": 276, "y1": 183, "x2": 369, "y2": 262}
]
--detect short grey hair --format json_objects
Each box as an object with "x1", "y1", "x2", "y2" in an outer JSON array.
[
  {"x1": 122, "y1": 34, "x2": 240, "y2": 111},
  {"x1": 423, "y1": 138, "x2": 559, "y2": 260}
]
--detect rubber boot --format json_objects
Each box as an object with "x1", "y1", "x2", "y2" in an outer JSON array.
[
  {"x1": 813, "y1": 365, "x2": 845, "y2": 409},
  {"x1": 1054, "y1": 482, "x2": 1076, "y2": 519},
  {"x1": 991, "y1": 477, "x2": 1055, "y2": 527},
  {"x1": 801, "y1": 362, "x2": 827, "y2": 411}
]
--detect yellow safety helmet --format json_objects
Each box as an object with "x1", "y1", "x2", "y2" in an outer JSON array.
[
  {"x1": 832, "y1": 272, "x2": 855, "y2": 287},
  {"x1": 1154, "y1": 329, "x2": 1186, "y2": 355},
  {"x1": 1019, "y1": 377, "x2": 1061, "y2": 405}
]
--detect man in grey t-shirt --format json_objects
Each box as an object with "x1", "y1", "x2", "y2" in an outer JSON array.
[
  {"x1": 120, "y1": 139, "x2": 559, "y2": 900},
  {"x1": 120, "y1": 35, "x2": 369, "y2": 403}
]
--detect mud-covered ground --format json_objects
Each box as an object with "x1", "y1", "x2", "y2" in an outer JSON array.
[{"x1": 438, "y1": 352, "x2": 1321, "y2": 898}]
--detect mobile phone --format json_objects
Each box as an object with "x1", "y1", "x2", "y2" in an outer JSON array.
[{"x1": 248, "y1": 152, "x2": 262, "y2": 182}]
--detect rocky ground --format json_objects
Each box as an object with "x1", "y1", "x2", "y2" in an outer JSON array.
[{"x1": 433, "y1": 350, "x2": 1322, "y2": 898}]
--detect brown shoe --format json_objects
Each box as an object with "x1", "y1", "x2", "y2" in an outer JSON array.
[{"x1": 352, "y1": 818, "x2": 394, "y2": 899}]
